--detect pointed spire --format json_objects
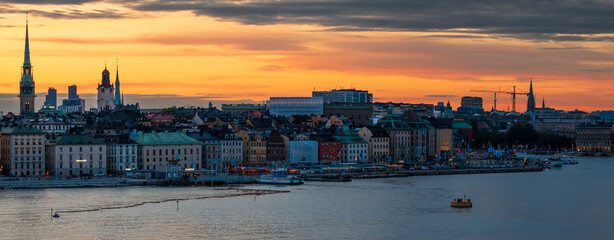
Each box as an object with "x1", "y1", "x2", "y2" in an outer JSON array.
[
  {"x1": 23, "y1": 12, "x2": 31, "y2": 67},
  {"x1": 529, "y1": 77, "x2": 533, "y2": 94},
  {"x1": 542, "y1": 98, "x2": 545, "y2": 108},
  {"x1": 115, "y1": 59, "x2": 121, "y2": 106}
]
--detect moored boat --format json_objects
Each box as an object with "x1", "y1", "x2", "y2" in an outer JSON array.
[
  {"x1": 258, "y1": 169, "x2": 304, "y2": 185},
  {"x1": 561, "y1": 155, "x2": 578, "y2": 165}
]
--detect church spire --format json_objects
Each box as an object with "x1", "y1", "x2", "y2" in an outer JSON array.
[
  {"x1": 542, "y1": 98, "x2": 545, "y2": 108},
  {"x1": 23, "y1": 12, "x2": 31, "y2": 68},
  {"x1": 526, "y1": 77, "x2": 536, "y2": 112},
  {"x1": 19, "y1": 13, "x2": 36, "y2": 114},
  {"x1": 115, "y1": 59, "x2": 121, "y2": 106},
  {"x1": 529, "y1": 77, "x2": 534, "y2": 94}
]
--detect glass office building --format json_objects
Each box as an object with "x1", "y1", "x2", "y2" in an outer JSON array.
[{"x1": 267, "y1": 97, "x2": 324, "y2": 117}]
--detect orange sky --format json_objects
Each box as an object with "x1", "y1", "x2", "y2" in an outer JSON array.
[{"x1": 0, "y1": 2, "x2": 613, "y2": 112}]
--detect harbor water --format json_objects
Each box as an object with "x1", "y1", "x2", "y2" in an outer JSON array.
[{"x1": 1, "y1": 156, "x2": 613, "y2": 239}]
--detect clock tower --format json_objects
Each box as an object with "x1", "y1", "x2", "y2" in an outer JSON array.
[
  {"x1": 19, "y1": 16, "x2": 36, "y2": 115},
  {"x1": 97, "y1": 65, "x2": 115, "y2": 111}
]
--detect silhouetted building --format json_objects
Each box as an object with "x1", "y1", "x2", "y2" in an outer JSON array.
[
  {"x1": 58, "y1": 85, "x2": 85, "y2": 113},
  {"x1": 457, "y1": 96, "x2": 484, "y2": 115},
  {"x1": 323, "y1": 103, "x2": 373, "y2": 126},
  {"x1": 68, "y1": 85, "x2": 78, "y2": 99},
  {"x1": 527, "y1": 79, "x2": 536, "y2": 112},
  {"x1": 312, "y1": 88, "x2": 372, "y2": 103},
  {"x1": 44, "y1": 88, "x2": 57, "y2": 109}
]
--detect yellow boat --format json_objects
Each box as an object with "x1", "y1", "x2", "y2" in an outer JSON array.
[{"x1": 451, "y1": 195, "x2": 472, "y2": 208}]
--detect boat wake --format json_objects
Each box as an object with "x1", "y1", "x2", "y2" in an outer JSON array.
[{"x1": 54, "y1": 188, "x2": 289, "y2": 215}]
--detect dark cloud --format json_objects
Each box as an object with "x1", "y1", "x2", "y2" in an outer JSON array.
[
  {"x1": 0, "y1": 0, "x2": 98, "y2": 4},
  {"x1": 29, "y1": 8, "x2": 127, "y2": 19},
  {"x1": 125, "y1": 0, "x2": 614, "y2": 41}
]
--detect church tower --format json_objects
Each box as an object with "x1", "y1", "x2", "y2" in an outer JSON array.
[
  {"x1": 19, "y1": 16, "x2": 36, "y2": 114},
  {"x1": 526, "y1": 78, "x2": 536, "y2": 112},
  {"x1": 97, "y1": 65, "x2": 115, "y2": 111}
]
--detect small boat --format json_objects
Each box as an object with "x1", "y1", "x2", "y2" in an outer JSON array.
[
  {"x1": 53, "y1": 213, "x2": 60, "y2": 218},
  {"x1": 561, "y1": 155, "x2": 578, "y2": 165},
  {"x1": 258, "y1": 169, "x2": 304, "y2": 185},
  {"x1": 451, "y1": 195, "x2": 472, "y2": 208}
]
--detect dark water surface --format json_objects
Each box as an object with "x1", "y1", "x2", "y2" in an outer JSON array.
[{"x1": 1, "y1": 156, "x2": 613, "y2": 240}]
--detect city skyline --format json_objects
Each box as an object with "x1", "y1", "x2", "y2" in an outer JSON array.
[{"x1": 1, "y1": 1, "x2": 614, "y2": 112}]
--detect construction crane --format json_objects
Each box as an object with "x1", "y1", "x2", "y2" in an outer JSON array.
[{"x1": 470, "y1": 86, "x2": 529, "y2": 112}]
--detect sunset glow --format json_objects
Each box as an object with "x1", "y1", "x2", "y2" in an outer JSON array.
[{"x1": 1, "y1": 1, "x2": 613, "y2": 112}]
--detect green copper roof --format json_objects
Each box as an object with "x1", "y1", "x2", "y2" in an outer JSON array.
[
  {"x1": 134, "y1": 131, "x2": 202, "y2": 145},
  {"x1": 1, "y1": 127, "x2": 44, "y2": 135},
  {"x1": 333, "y1": 130, "x2": 367, "y2": 144},
  {"x1": 453, "y1": 122, "x2": 472, "y2": 129},
  {"x1": 23, "y1": 17, "x2": 31, "y2": 68},
  {"x1": 56, "y1": 134, "x2": 103, "y2": 145}
]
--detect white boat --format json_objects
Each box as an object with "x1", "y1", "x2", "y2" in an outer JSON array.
[
  {"x1": 258, "y1": 169, "x2": 304, "y2": 185},
  {"x1": 561, "y1": 155, "x2": 578, "y2": 165}
]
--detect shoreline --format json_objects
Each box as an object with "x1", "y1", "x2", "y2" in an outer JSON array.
[{"x1": 0, "y1": 165, "x2": 543, "y2": 189}]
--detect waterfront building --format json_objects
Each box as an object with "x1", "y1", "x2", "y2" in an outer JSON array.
[
  {"x1": 334, "y1": 127, "x2": 368, "y2": 163},
  {"x1": 576, "y1": 123, "x2": 612, "y2": 152},
  {"x1": 401, "y1": 110, "x2": 429, "y2": 161},
  {"x1": 134, "y1": 131, "x2": 202, "y2": 173},
  {"x1": 43, "y1": 88, "x2": 57, "y2": 109},
  {"x1": 19, "y1": 19, "x2": 36, "y2": 114},
  {"x1": 323, "y1": 103, "x2": 373, "y2": 126},
  {"x1": 286, "y1": 141, "x2": 319, "y2": 164},
  {"x1": 97, "y1": 66, "x2": 115, "y2": 111},
  {"x1": 358, "y1": 126, "x2": 390, "y2": 163},
  {"x1": 188, "y1": 130, "x2": 222, "y2": 173},
  {"x1": 236, "y1": 130, "x2": 252, "y2": 165},
  {"x1": 267, "y1": 130, "x2": 287, "y2": 164},
  {"x1": 216, "y1": 131, "x2": 243, "y2": 171},
  {"x1": 266, "y1": 97, "x2": 323, "y2": 117},
  {"x1": 453, "y1": 121, "x2": 474, "y2": 147},
  {"x1": 0, "y1": 127, "x2": 45, "y2": 176},
  {"x1": 95, "y1": 133, "x2": 137, "y2": 174},
  {"x1": 427, "y1": 118, "x2": 454, "y2": 160},
  {"x1": 248, "y1": 133, "x2": 267, "y2": 165},
  {"x1": 50, "y1": 133, "x2": 107, "y2": 177},
  {"x1": 377, "y1": 107, "x2": 412, "y2": 163},
  {"x1": 312, "y1": 88, "x2": 373, "y2": 103},
  {"x1": 312, "y1": 131, "x2": 342, "y2": 164}
]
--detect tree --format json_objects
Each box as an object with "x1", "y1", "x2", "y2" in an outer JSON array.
[{"x1": 161, "y1": 107, "x2": 177, "y2": 115}]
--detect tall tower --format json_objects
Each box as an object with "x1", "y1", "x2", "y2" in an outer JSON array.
[
  {"x1": 97, "y1": 65, "x2": 115, "y2": 111},
  {"x1": 19, "y1": 16, "x2": 36, "y2": 114},
  {"x1": 114, "y1": 60, "x2": 122, "y2": 108},
  {"x1": 526, "y1": 78, "x2": 535, "y2": 112}
]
